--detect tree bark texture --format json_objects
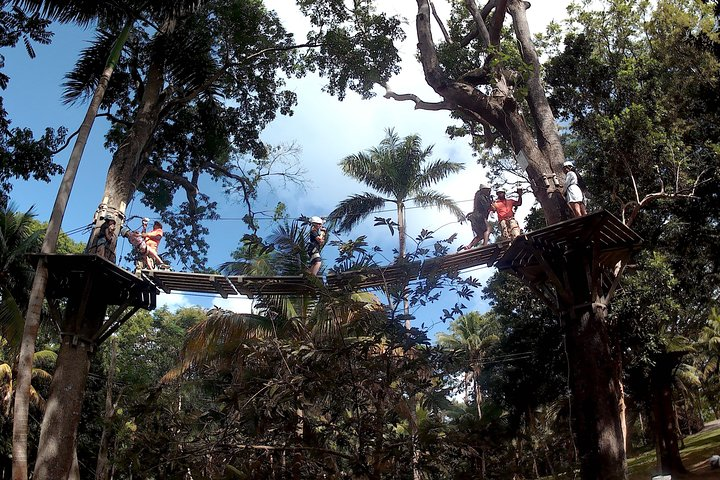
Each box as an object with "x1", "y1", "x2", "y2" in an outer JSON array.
[
  {"x1": 650, "y1": 353, "x2": 687, "y2": 475},
  {"x1": 95, "y1": 340, "x2": 118, "y2": 480},
  {"x1": 32, "y1": 339, "x2": 92, "y2": 479},
  {"x1": 413, "y1": 0, "x2": 570, "y2": 225},
  {"x1": 563, "y1": 307, "x2": 626, "y2": 480},
  {"x1": 561, "y1": 248, "x2": 626, "y2": 480}
]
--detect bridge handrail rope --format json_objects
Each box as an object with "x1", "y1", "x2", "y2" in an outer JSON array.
[{"x1": 136, "y1": 211, "x2": 641, "y2": 302}]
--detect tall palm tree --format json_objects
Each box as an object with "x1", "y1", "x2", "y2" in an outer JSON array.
[
  {"x1": 12, "y1": 3, "x2": 204, "y2": 478},
  {"x1": 329, "y1": 128, "x2": 464, "y2": 329},
  {"x1": 328, "y1": 128, "x2": 465, "y2": 261},
  {"x1": 437, "y1": 311, "x2": 500, "y2": 420}
]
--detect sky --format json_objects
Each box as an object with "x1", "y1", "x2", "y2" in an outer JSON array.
[{"x1": 5, "y1": 0, "x2": 584, "y2": 338}]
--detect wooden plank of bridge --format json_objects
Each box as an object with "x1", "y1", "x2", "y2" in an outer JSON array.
[
  {"x1": 418, "y1": 241, "x2": 510, "y2": 278},
  {"x1": 142, "y1": 270, "x2": 238, "y2": 297},
  {"x1": 326, "y1": 261, "x2": 422, "y2": 290}
]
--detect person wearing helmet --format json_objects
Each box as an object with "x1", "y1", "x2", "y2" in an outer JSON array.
[
  {"x1": 89, "y1": 215, "x2": 118, "y2": 261},
  {"x1": 306, "y1": 216, "x2": 326, "y2": 276},
  {"x1": 492, "y1": 185, "x2": 523, "y2": 240},
  {"x1": 460, "y1": 183, "x2": 494, "y2": 251},
  {"x1": 562, "y1": 161, "x2": 587, "y2": 217}
]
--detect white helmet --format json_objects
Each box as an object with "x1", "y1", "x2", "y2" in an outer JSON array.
[
  {"x1": 479, "y1": 183, "x2": 490, "y2": 190},
  {"x1": 563, "y1": 160, "x2": 575, "y2": 168},
  {"x1": 310, "y1": 216, "x2": 323, "y2": 225}
]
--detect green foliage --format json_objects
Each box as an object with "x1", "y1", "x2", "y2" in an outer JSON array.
[
  {"x1": 0, "y1": 3, "x2": 69, "y2": 205},
  {"x1": 328, "y1": 128, "x2": 465, "y2": 251}
]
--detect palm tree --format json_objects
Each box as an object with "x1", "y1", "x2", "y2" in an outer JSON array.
[
  {"x1": 329, "y1": 128, "x2": 465, "y2": 261},
  {"x1": 329, "y1": 128, "x2": 464, "y2": 328},
  {"x1": 12, "y1": 3, "x2": 203, "y2": 478},
  {"x1": 437, "y1": 311, "x2": 500, "y2": 421}
]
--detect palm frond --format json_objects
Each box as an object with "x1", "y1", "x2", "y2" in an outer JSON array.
[
  {"x1": 327, "y1": 193, "x2": 387, "y2": 232},
  {"x1": 418, "y1": 159, "x2": 465, "y2": 189},
  {"x1": 0, "y1": 288, "x2": 24, "y2": 352},
  {"x1": 163, "y1": 308, "x2": 283, "y2": 382},
  {"x1": 0, "y1": 363, "x2": 12, "y2": 382},
  {"x1": 412, "y1": 190, "x2": 466, "y2": 221},
  {"x1": 62, "y1": 29, "x2": 121, "y2": 105},
  {"x1": 31, "y1": 367, "x2": 52, "y2": 383},
  {"x1": 14, "y1": 0, "x2": 123, "y2": 26},
  {"x1": 32, "y1": 349, "x2": 58, "y2": 367}
]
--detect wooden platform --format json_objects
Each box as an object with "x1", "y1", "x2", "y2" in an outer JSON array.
[
  {"x1": 495, "y1": 210, "x2": 642, "y2": 278},
  {"x1": 494, "y1": 210, "x2": 643, "y2": 311},
  {"x1": 29, "y1": 254, "x2": 155, "y2": 310}
]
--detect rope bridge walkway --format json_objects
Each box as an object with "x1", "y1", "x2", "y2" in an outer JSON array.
[
  {"x1": 140, "y1": 241, "x2": 510, "y2": 298},
  {"x1": 34, "y1": 210, "x2": 641, "y2": 309}
]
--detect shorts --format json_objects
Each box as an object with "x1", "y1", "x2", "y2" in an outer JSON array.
[
  {"x1": 468, "y1": 211, "x2": 489, "y2": 236},
  {"x1": 499, "y1": 217, "x2": 521, "y2": 241}
]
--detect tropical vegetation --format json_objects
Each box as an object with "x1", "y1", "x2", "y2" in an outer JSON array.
[{"x1": 0, "y1": 0, "x2": 717, "y2": 479}]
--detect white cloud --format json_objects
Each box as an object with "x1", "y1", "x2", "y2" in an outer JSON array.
[
  {"x1": 156, "y1": 292, "x2": 194, "y2": 311},
  {"x1": 213, "y1": 296, "x2": 255, "y2": 314}
]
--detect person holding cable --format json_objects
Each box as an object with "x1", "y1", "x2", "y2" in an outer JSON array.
[
  {"x1": 306, "y1": 216, "x2": 326, "y2": 276},
  {"x1": 492, "y1": 185, "x2": 523, "y2": 241}
]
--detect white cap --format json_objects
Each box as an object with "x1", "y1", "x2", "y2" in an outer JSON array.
[
  {"x1": 310, "y1": 216, "x2": 323, "y2": 225},
  {"x1": 479, "y1": 183, "x2": 490, "y2": 190}
]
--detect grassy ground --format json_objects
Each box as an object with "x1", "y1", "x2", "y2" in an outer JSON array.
[{"x1": 627, "y1": 421, "x2": 720, "y2": 479}]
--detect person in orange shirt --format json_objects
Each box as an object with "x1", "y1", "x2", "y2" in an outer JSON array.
[
  {"x1": 492, "y1": 186, "x2": 523, "y2": 241},
  {"x1": 141, "y1": 221, "x2": 167, "y2": 269}
]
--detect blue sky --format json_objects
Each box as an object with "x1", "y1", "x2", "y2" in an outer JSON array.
[{"x1": 5, "y1": 1, "x2": 577, "y2": 338}]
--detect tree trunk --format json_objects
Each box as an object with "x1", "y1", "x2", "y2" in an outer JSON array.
[
  {"x1": 563, "y1": 306, "x2": 626, "y2": 480},
  {"x1": 32, "y1": 338, "x2": 92, "y2": 479},
  {"x1": 561, "y1": 248, "x2": 626, "y2": 480},
  {"x1": 397, "y1": 201, "x2": 411, "y2": 323},
  {"x1": 96, "y1": 339, "x2": 118, "y2": 480},
  {"x1": 650, "y1": 353, "x2": 687, "y2": 475},
  {"x1": 413, "y1": 0, "x2": 570, "y2": 226},
  {"x1": 12, "y1": 21, "x2": 133, "y2": 480}
]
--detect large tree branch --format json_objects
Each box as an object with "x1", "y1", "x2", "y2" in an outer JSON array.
[
  {"x1": 489, "y1": 0, "x2": 508, "y2": 45},
  {"x1": 622, "y1": 167, "x2": 709, "y2": 227},
  {"x1": 382, "y1": 85, "x2": 455, "y2": 111},
  {"x1": 97, "y1": 112, "x2": 133, "y2": 127},
  {"x1": 429, "y1": 0, "x2": 451, "y2": 43},
  {"x1": 465, "y1": 0, "x2": 492, "y2": 47},
  {"x1": 145, "y1": 164, "x2": 199, "y2": 211},
  {"x1": 507, "y1": 0, "x2": 563, "y2": 162},
  {"x1": 460, "y1": 0, "x2": 496, "y2": 47}
]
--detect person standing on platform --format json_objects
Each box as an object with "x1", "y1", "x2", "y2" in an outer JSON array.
[
  {"x1": 492, "y1": 186, "x2": 523, "y2": 241},
  {"x1": 141, "y1": 220, "x2": 167, "y2": 269},
  {"x1": 306, "y1": 216, "x2": 326, "y2": 276},
  {"x1": 562, "y1": 161, "x2": 587, "y2": 217},
  {"x1": 460, "y1": 183, "x2": 493, "y2": 251}
]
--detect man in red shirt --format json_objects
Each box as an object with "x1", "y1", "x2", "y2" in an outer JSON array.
[{"x1": 492, "y1": 187, "x2": 523, "y2": 241}]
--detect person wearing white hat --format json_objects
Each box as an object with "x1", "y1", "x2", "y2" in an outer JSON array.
[
  {"x1": 306, "y1": 216, "x2": 326, "y2": 276},
  {"x1": 562, "y1": 161, "x2": 587, "y2": 217},
  {"x1": 492, "y1": 185, "x2": 523, "y2": 241},
  {"x1": 460, "y1": 183, "x2": 493, "y2": 251}
]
